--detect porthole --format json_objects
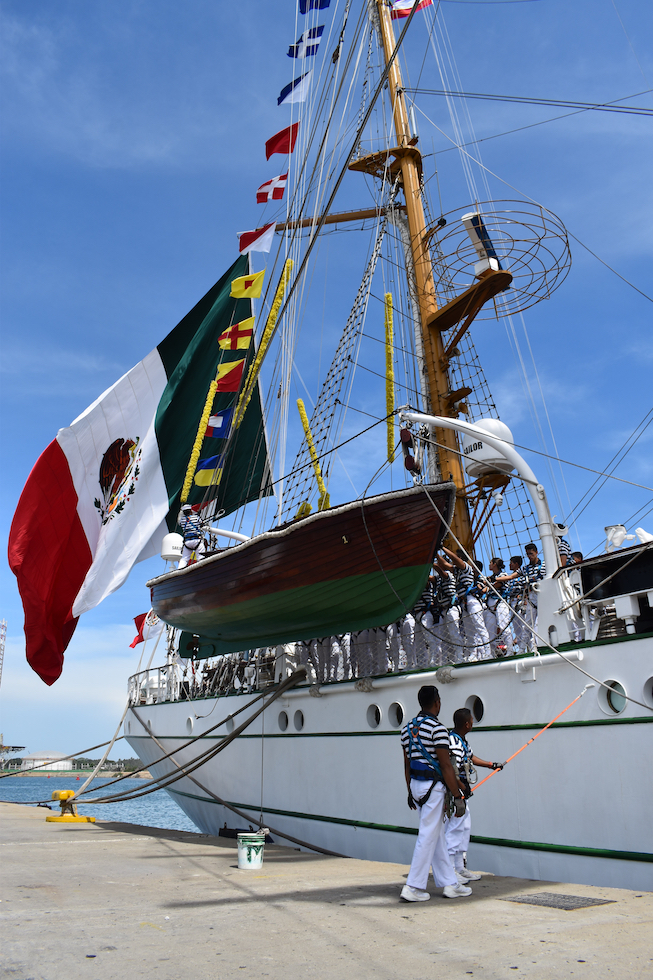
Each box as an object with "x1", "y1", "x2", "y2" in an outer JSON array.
[
  {"x1": 642, "y1": 676, "x2": 653, "y2": 710},
  {"x1": 293, "y1": 710, "x2": 304, "y2": 732},
  {"x1": 599, "y1": 679, "x2": 627, "y2": 715},
  {"x1": 226, "y1": 715, "x2": 235, "y2": 733},
  {"x1": 388, "y1": 702, "x2": 404, "y2": 728},
  {"x1": 125, "y1": 720, "x2": 131, "y2": 735},
  {"x1": 278, "y1": 711, "x2": 289, "y2": 732},
  {"x1": 465, "y1": 695, "x2": 484, "y2": 723},
  {"x1": 366, "y1": 704, "x2": 382, "y2": 729},
  {"x1": 186, "y1": 717, "x2": 194, "y2": 735}
]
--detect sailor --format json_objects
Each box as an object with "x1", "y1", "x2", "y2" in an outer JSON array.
[
  {"x1": 178, "y1": 503, "x2": 206, "y2": 569},
  {"x1": 483, "y1": 557, "x2": 512, "y2": 656},
  {"x1": 400, "y1": 686, "x2": 471, "y2": 902},
  {"x1": 402, "y1": 576, "x2": 436, "y2": 669},
  {"x1": 554, "y1": 523, "x2": 572, "y2": 567},
  {"x1": 431, "y1": 556, "x2": 461, "y2": 663},
  {"x1": 441, "y1": 546, "x2": 491, "y2": 661},
  {"x1": 444, "y1": 707, "x2": 503, "y2": 882},
  {"x1": 495, "y1": 555, "x2": 527, "y2": 653},
  {"x1": 521, "y1": 542, "x2": 545, "y2": 651}
]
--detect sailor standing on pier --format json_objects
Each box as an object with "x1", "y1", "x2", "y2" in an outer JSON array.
[
  {"x1": 400, "y1": 685, "x2": 472, "y2": 902},
  {"x1": 445, "y1": 707, "x2": 503, "y2": 882}
]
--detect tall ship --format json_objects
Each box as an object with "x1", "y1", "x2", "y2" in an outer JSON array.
[{"x1": 9, "y1": 0, "x2": 652, "y2": 891}]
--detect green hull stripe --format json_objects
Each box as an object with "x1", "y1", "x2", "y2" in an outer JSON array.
[
  {"x1": 128, "y1": 714, "x2": 653, "y2": 740},
  {"x1": 169, "y1": 788, "x2": 652, "y2": 863},
  {"x1": 469, "y1": 835, "x2": 653, "y2": 863},
  {"x1": 165, "y1": 564, "x2": 430, "y2": 650}
]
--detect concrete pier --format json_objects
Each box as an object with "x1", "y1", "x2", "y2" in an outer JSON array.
[{"x1": 1, "y1": 802, "x2": 650, "y2": 979}]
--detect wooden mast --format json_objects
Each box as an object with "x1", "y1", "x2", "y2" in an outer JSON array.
[{"x1": 369, "y1": 0, "x2": 473, "y2": 553}]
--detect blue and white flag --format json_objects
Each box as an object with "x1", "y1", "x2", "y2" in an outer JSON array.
[
  {"x1": 277, "y1": 71, "x2": 313, "y2": 106},
  {"x1": 288, "y1": 25, "x2": 324, "y2": 58},
  {"x1": 205, "y1": 407, "x2": 234, "y2": 440},
  {"x1": 299, "y1": 0, "x2": 330, "y2": 12}
]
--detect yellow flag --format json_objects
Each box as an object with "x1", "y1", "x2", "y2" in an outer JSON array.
[
  {"x1": 230, "y1": 270, "x2": 265, "y2": 299},
  {"x1": 217, "y1": 318, "x2": 254, "y2": 350}
]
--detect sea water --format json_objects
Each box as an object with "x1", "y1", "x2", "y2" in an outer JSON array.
[{"x1": 0, "y1": 775, "x2": 198, "y2": 832}]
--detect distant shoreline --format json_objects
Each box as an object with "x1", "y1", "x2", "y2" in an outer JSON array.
[{"x1": 1, "y1": 771, "x2": 152, "y2": 779}]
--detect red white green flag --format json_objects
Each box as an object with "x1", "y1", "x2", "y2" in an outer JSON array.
[{"x1": 9, "y1": 255, "x2": 271, "y2": 685}]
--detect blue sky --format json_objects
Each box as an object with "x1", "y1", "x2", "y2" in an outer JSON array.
[{"x1": 1, "y1": 0, "x2": 651, "y2": 754}]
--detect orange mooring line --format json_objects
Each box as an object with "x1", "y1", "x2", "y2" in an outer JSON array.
[{"x1": 472, "y1": 685, "x2": 592, "y2": 792}]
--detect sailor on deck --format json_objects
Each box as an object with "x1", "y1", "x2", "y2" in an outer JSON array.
[
  {"x1": 178, "y1": 503, "x2": 206, "y2": 569},
  {"x1": 400, "y1": 685, "x2": 472, "y2": 902}
]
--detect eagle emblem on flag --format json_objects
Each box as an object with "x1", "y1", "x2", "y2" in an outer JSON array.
[{"x1": 94, "y1": 437, "x2": 142, "y2": 525}]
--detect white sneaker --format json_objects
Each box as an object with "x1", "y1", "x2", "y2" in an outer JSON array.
[
  {"x1": 457, "y1": 869, "x2": 482, "y2": 881},
  {"x1": 443, "y1": 883, "x2": 472, "y2": 898},
  {"x1": 401, "y1": 884, "x2": 431, "y2": 902}
]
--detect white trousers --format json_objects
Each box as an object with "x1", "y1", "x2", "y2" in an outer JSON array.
[
  {"x1": 483, "y1": 599, "x2": 512, "y2": 655},
  {"x1": 461, "y1": 597, "x2": 491, "y2": 661},
  {"x1": 406, "y1": 781, "x2": 458, "y2": 890},
  {"x1": 513, "y1": 599, "x2": 537, "y2": 653},
  {"x1": 430, "y1": 607, "x2": 461, "y2": 663},
  {"x1": 444, "y1": 806, "x2": 472, "y2": 872},
  {"x1": 178, "y1": 538, "x2": 206, "y2": 568}
]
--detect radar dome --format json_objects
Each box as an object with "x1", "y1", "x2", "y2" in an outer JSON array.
[{"x1": 462, "y1": 418, "x2": 515, "y2": 478}]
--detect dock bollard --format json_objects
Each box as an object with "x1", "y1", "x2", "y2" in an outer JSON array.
[
  {"x1": 45, "y1": 790, "x2": 95, "y2": 823},
  {"x1": 237, "y1": 830, "x2": 267, "y2": 870}
]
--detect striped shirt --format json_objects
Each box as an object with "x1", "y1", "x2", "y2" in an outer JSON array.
[
  {"x1": 179, "y1": 510, "x2": 203, "y2": 544},
  {"x1": 449, "y1": 730, "x2": 472, "y2": 768},
  {"x1": 435, "y1": 570, "x2": 456, "y2": 611},
  {"x1": 522, "y1": 559, "x2": 545, "y2": 585},
  {"x1": 454, "y1": 562, "x2": 474, "y2": 600},
  {"x1": 413, "y1": 580, "x2": 435, "y2": 616},
  {"x1": 557, "y1": 537, "x2": 571, "y2": 561},
  {"x1": 401, "y1": 712, "x2": 449, "y2": 764}
]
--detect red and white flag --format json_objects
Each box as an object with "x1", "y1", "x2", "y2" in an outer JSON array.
[
  {"x1": 257, "y1": 173, "x2": 288, "y2": 204},
  {"x1": 129, "y1": 613, "x2": 148, "y2": 648},
  {"x1": 238, "y1": 222, "x2": 276, "y2": 254},
  {"x1": 390, "y1": 0, "x2": 432, "y2": 18}
]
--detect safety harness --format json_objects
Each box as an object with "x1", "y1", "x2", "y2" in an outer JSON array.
[
  {"x1": 449, "y1": 730, "x2": 477, "y2": 797},
  {"x1": 406, "y1": 714, "x2": 444, "y2": 807}
]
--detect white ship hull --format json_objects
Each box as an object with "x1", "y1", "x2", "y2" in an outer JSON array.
[{"x1": 125, "y1": 634, "x2": 653, "y2": 892}]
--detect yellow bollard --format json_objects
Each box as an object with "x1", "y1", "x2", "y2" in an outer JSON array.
[{"x1": 46, "y1": 789, "x2": 95, "y2": 823}]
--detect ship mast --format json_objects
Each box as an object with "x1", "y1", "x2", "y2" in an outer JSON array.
[{"x1": 368, "y1": 0, "x2": 473, "y2": 553}]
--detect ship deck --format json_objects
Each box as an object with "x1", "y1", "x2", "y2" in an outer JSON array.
[{"x1": 2, "y1": 801, "x2": 650, "y2": 979}]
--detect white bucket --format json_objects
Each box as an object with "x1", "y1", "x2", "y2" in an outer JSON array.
[{"x1": 237, "y1": 832, "x2": 266, "y2": 870}]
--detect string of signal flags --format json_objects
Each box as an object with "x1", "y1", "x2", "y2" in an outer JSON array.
[{"x1": 237, "y1": 0, "x2": 424, "y2": 255}]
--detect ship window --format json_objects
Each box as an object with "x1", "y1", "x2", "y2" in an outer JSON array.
[
  {"x1": 226, "y1": 715, "x2": 235, "y2": 733},
  {"x1": 644, "y1": 677, "x2": 653, "y2": 710},
  {"x1": 388, "y1": 702, "x2": 404, "y2": 728},
  {"x1": 465, "y1": 695, "x2": 484, "y2": 723},
  {"x1": 125, "y1": 720, "x2": 131, "y2": 735},
  {"x1": 367, "y1": 704, "x2": 382, "y2": 729},
  {"x1": 278, "y1": 711, "x2": 289, "y2": 732},
  {"x1": 293, "y1": 710, "x2": 304, "y2": 732},
  {"x1": 186, "y1": 717, "x2": 194, "y2": 735},
  {"x1": 606, "y1": 681, "x2": 627, "y2": 714}
]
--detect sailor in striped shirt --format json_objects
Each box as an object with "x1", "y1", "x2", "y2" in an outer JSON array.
[
  {"x1": 399, "y1": 685, "x2": 471, "y2": 902},
  {"x1": 441, "y1": 546, "x2": 491, "y2": 661},
  {"x1": 178, "y1": 504, "x2": 206, "y2": 568},
  {"x1": 444, "y1": 707, "x2": 503, "y2": 882}
]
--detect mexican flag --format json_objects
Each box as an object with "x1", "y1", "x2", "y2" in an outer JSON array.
[{"x1": 9, "y1": 255, "x2": 272, "y2": 685}]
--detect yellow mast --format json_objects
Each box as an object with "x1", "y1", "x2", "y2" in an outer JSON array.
[{"x1": 370, "y1": 0, "x2": 473, "y2": 553}]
